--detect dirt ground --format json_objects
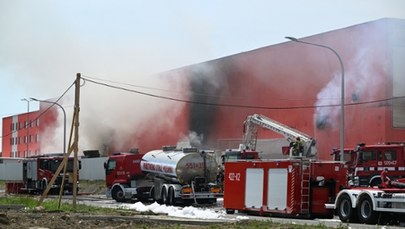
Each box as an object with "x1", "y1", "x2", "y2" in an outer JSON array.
[
  {"x1": 0, "y1": 210, "x2": 226, "y2": 229},
  {"x1": 0, "y1": 182, "x2": 232, "y2": 229}
]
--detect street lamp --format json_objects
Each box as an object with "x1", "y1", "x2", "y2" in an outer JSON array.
[
  {"x1": 21, "y1": 98, "x2": 31, "y2": 157},
  {"x1": 31, "y1": 98, "x2": 66, "y2": 155},
  {"x1": 285, "y1": 36, "x2": 345, "y2": 162}
]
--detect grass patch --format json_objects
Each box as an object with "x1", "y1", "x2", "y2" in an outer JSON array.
[{"x1": 0, "y1": 195, "x2": 114, "y2": 213}]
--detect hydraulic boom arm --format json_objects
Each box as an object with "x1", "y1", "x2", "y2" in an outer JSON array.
[{"x1": 242, "y1": 114, "x2": 316, "y2": 157}]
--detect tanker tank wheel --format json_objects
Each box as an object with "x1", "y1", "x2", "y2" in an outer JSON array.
[
  {"x1": 112, "y1": 186, "x2": 125, "y2": 202},
  {"x1": 357, "y1": 195, "x2": 378, "y2": 224},
  {"x1": 337, "y1": 194, "x2": 357, "y2": 223}
]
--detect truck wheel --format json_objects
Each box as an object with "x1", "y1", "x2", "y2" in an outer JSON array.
[
  {"x1": 357, "y1": 195, "x2": 378, "y2": 224},
  {"x1": 150, "y1": 187, "x2": 157, "y2": 201},
  {"x1": 337, "y1": 194, "x2": 357, "y2": 223},
  {"x1": 168, "y1": 187, "x2": 175, "y2": 206},
  {"x1": 112, "y1": 186, "x2": 125, "y2": 202},
  {"x1": 369, "y1": 178, "x2": 381, "y2": 187},
  {"x1": 161, "y1": 187, "x2": 168, "y2": 205},
  {"x1": 41, "y1": 180, "x2": 47, "y2": 191}
]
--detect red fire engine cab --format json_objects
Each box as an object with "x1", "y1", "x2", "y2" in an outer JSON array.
[
  {"x1": 224, "y1": 158, "x2": 347, "y2": 219},
  {"x1": 332, "y1": 143, "x2": 405, "y2": 187}
]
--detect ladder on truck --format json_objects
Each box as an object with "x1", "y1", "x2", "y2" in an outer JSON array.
[{"x1": 300, "y1": 159, "x2": 311, "y2": 215}]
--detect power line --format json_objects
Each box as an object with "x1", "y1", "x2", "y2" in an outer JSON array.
[
  {"x1": 81, "y1": 76, "x2": 405, "y2": 110},
  {"x1": 0, "y1": 81, "x2": 75, "y2": 139},
  {"x1": 82, "y1": 74, "x2": 338, "y2": 102}
]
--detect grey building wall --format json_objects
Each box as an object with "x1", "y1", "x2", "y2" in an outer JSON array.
[{"x1": 79, "y1": 157, "x2": 107, "y2": 180}]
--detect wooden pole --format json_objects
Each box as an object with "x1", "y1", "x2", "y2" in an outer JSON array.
[
  {"x1": 38, "y1": 73, "x2": 81, "y2": 209},
  {"x1": 72, "y1": 73, "x2": 81, "y2": 209}
]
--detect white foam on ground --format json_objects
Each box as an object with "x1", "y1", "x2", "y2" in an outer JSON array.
[{"x1": 120, "y1": 201, "x2": 225, "y2": 219}]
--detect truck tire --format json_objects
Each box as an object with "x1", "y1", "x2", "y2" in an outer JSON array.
[
  {"x1": 161, "y1": 187, "x2": 168, "y2": 205},
  {"x1": 41, "y1": 180, "x2": 47, "y2": 191},
  {"x1": 357, "y1": 195, "x2": 378, "y2": 224},
  {"x1": 150, "y1": 187, "x2": 157, "y2": 201},
  {"x1": 112, "y1": 186, "x2": 125, "y2": 202},
  {"x1": 337, "y1": 194, "x2": 357, "y2": 223},
  {"x1": 369, "y1": 178, "x2": 381, "y2": 187},
  {"x1": 168, "y1": 187, "x2": 175, "y2": 206}
]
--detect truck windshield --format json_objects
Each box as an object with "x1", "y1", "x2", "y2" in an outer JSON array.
[
  {"x1": 106, "y1": 160, "x2": 116, "y2": 172},
  {"x1": 359, "y1": 150, "x2": 376, "y2": 163}
]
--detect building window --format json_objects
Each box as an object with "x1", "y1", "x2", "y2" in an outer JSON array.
[{"x1": 36, "y1": 119, "x2": 40, "y2": 127}]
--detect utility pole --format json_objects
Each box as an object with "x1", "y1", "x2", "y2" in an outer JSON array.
[
  {"x1": 72, "y1": 73, "x2": 81, "y2": 208},
  {"x1": 37, "y1": 73, "x2": 81, "y2": 210}
]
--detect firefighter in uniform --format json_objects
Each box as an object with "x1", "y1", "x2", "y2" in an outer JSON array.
[
  {"x1": 381, "y1": 168, "x2": 391, "y2": 188},
  {"x1": 291, "y1": 137, "x2": 303, "y2": 157}
]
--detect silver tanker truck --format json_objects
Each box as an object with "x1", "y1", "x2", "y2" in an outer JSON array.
[{"x1": 104, "y1": 146, "x2": 222, "y2": 205}]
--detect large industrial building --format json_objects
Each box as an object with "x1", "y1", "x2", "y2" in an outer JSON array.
[
  {"x1": 2, "y1": 18, "x2": 405, "y2": 160},
  {"x1": 128, "y1": 17, "x2": 405, "y2": 160}
]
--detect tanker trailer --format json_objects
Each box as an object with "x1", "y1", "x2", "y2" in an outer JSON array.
[{"x1": 141, "y1": 146, "x2": 222, "y2": 205}]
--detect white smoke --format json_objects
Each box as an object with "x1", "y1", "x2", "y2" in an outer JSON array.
[
  {"x1": 314, "y1": 35, "x2": 387, "y2": 130},
  {"x1": 177, "y1": 131, "x2": 204, "y2": 148}
]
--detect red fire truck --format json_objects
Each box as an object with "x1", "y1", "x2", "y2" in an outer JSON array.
[
  {"x1": 224, "y1": 158, "x2": 347, "y2": 219},
  {"x1": 224, "y1": 158, "x2": 405, "y2": 224},
  {"x1": 5, "y1": 154, "x2": 80, "y2": 195},
  {"x1": 332, "y1": 143, "x2": 405, "y2": 187}
]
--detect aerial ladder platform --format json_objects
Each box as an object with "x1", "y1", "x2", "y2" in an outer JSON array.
[{"x1": 242, "y1": 114, "x2": 317, "y2": 157}]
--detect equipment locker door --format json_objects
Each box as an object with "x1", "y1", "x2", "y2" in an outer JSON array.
[
  {"x1": 267, "y1": 168, "x2": 288, "y2": 210},
  {"x1": 245, "y1": 168, "x2": 263, "y2": 209},
  {"x1": 26, "y1": 160, "x2": 37, "y2": 180}
]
